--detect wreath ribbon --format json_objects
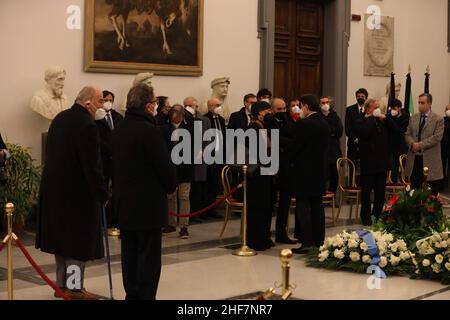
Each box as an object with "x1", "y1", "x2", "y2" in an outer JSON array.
[{"x1": 357, "y1": 230, "x2": 387, "y2": 279}]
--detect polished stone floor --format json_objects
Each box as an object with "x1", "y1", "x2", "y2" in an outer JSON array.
[{"x1": 1, "y1": 203, "x2": 450, "y2": 301}]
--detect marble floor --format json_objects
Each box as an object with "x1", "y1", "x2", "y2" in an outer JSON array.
[{"x1": 1, "y1": 204, "x2": 450, "y2": 301}]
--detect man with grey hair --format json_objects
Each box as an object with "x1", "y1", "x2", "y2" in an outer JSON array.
[
  {"x1": 30, "y1": 66, "x2": 69, "y2": 120},
  {"x1": 113, "y1": 83, "x2": 177, "y2": 300},
  {"x1": 36, "y1": 86, "x2": 110, "y2": 300}
]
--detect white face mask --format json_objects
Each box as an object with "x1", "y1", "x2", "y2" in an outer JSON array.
[
  {"x1": 103, "y1": 101, "x2": 113, "y2": 111},
  {"x1": 291, "y1": 106, "x2": 301, "y2": 114},
  {"x1": 445, "y1": 110, "x2": 450, "y2": 118},
  {"x1": 95, "y1": 108, "x2": 107, "y2": 121},
  {"x1": 261, "y1": 98, "x2": 271, "y2": 103},
  {"x1": 185, "y1": 106, "x2": 195, "y2": 115},
  {"x1": 214, "y1": 106, "x2": 223, "y2": 115},
  {"x1": 298, "y1": 109, "x2": 305, "y2": 119},
  {"x1": 373, "y1": 108, "x2": 382, "y2": 118},
  {"x1": 153, "y1": 103, "x2": 158, "y2": 116},
  {"x1": 321, "y1": 104, "x2": 330, "y2": 115},
  {"x1": 391, "y1": 110, "x2": 399, "y2": 117}
]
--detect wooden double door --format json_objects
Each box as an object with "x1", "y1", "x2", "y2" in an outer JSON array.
[{"x1": 274, "y1": 0, "x2": 324, "y2": 101}]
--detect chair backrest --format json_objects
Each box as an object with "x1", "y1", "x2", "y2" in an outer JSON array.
[
  {"x1": 336, "y1": 157, "x2": 357, "y2": 191},
  {"x1": 399, "y1": 154, "x2": 409, "y2": 185},
  {"x1": 386, "y1": 170, "x2": 393, "y2": 184},
  {"x1": 221, "y1": 165, "x2": 236, "y2": 205}
]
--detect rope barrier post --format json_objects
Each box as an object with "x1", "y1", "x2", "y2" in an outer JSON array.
[
  {"x1": 5, "y1": 203, "x2": 14, "y2": 300},
  {"x1": 233, "y1": 165, "x2": 256, "y2": 257},
  {"x1": 280, "y1": 249, "x2": 293, "y2": 297}
]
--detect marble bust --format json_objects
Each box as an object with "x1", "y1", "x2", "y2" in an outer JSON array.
[
  {"x1": 133, "y1": 72, "x2": 154, "y2": 87},
  {"x1": 379, "y1": 81, "x2": 401, "y2": 114},
  {"x1": 203, "y1": 77, "x2": 231, "y2": 120},
  {"x1": 30, "y1": 66, "x2": 69, "y2": 120}
]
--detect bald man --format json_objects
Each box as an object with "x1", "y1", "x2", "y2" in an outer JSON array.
[
  {"x1": 204, "y1": 99, "x2": 227, "y2": 218},
  {"x1": 36, "y1": 86, "x2": 110, "y2": 300}
]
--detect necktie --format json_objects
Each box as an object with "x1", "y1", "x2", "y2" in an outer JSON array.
[
  {"x1": 418, "y1": 114, "x2": 426, "y2": 141},
  {"x1": 359, "y1": 107, "x2": 364, "y2": 117},
  {"x1": 106, "y1": 113, "x2": 114, "y2": 130}
]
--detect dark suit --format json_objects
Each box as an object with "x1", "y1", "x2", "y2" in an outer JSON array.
[
  {"x1": 442, "y1": 117, "x2": 450, "y2": 190},
  {"x1": 288, "y1": 113, "x2": 329, "y2": 247},
  {"x1": 204, "y1": 112, "x2": 226, "y2": 213},
  {"x1": 96, "y1": 110, "x2": 123, "y2": 227},
  {"x1": 345, "y1": 104, "x2": 364, "y2": 178},
  {"x1": 355, "y1": 116, "x2": 398, "y2": 224},
  {"x1": 36, "y1": 104, "x2": 109, "y2": 261},
  {"x1": 112, "y1": 107, "x2": 177, "y2": 300},
  {"x1": 228, "y1": 107, "x2": 251, "y2": 131},
  {"x1": 389, "y1": 113, "x2": 410, "y2": 182},
  {"x1": 321, "y1": 111, "x2": 343, "y2": 194}
]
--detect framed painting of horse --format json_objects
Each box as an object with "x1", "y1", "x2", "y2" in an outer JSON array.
[{"x1": 84, "y1": 0, "x2": 203, "y2": 76}]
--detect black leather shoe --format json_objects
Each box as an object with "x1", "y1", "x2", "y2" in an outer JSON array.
[
  {"x1": 275, "y1": 237, "x2": 298, "y2": 245},
  {"x1": 291, "y1": 247, "x2": 312, "y2": 254}
]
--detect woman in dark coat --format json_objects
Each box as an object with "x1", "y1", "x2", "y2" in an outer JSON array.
[
  {"x1": 155, "y1": 96, "x2": 171, "y2": 126},
  {"x1": 319, "y1": 97, "x2": 343, "y2": 195},
  {"x1": 246, "y1": 101, "x2": 275, "y2": 251}
]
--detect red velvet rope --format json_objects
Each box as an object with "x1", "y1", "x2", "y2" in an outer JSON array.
[
  {"x1": 169, "y1": 185, "x2": 241, "y2": 218},
  {"x1": 14, "y1": 238, "x2": 72, "y2": 300}
]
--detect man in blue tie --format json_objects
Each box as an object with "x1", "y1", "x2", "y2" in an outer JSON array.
[{"x1": 405, "y1": 93, "x2": 444, "y2": 194}]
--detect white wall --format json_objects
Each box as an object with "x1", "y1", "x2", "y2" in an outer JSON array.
[
  {"x1": 0, "y1": 0, "x2": 260, "y2": 161},
  {"x1": 347, "y1": 0, "x2": 450, "y2": 112}
]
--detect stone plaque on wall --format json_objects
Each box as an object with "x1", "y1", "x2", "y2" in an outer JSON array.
[{"x1": 364, "y1": 15, "x2": 394, "y2": 77}]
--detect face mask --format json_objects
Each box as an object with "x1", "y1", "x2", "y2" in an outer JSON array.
[
  {"x1": 153, "y1": 104, "x2": 158, "y2": 117},
  {"x1": 103, "y1": 101, "x2": 113, "y2": 111},
  {"x1": 95, "y1": 108, "x2": 107, "y2": 121},
  {"x1": 391, "y1": 110, "x2": 399, "y2": 117},
  {"x1": 275, "y1": 112, "x2": 287, "y2": 121},
  {"x1": 291, "y1": 106, "x2": 301, "y2": 114},
  {"x1": 261, "y1": 98, "x2": 271, "y2": 103},
  {"x1": 445, "y1": 110, "x2": 450, "y2": 118},
  {"x1": 264, "y1": 113, "x2": 273, "y2": 123},
  {"x1": 321, "y1": 104, "x2": 330, "y2": 115},
  {"x1": 186, "y1": 106, "x2": 195, "y2": 115},
  {"x1": 298, "y1": 109, "x2": 305, "y2": 119},
  {"x1": 357, "y1": 98, "x2": 366, "y2": 106},
  {"x1": 373, "y1": 108, "x2": 382, "y2": 118},
  {"x1": 214, "y1": 106, "x2": 223, "y2": 115}
]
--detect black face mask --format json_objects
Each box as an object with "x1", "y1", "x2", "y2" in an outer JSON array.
[
  {"x1": 263, "y1": 113, "x2": 273, "y2": 123},
  {"x1": 274, "y1": 112, "x2": 288, "y2": 122},
  {"x1": 357, "y1": 98, "x2": 366, "y2": 106}
]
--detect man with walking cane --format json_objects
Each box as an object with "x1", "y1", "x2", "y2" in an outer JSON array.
[{"x1": 113, "y1": 84, "x2": 177, "y2": 300}]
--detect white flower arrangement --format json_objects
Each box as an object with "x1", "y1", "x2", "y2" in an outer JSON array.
[
  {"x1": 315, "y1": 230, "x2": 414, "y2": 274},
  {"x1": 414, "y1": 232, "x2": 450, "y2": 282}
]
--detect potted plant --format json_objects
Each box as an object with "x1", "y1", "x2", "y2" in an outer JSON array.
[{"x1": 0, "y1": 142, "x2": 41, "y2": 234}]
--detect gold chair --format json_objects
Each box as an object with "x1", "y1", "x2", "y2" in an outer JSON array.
[
  {"x1": 322, "y1": 192, "x2": 337, "y2": 226},
  {"x1": 336, "y1": 158, "x2": 361, "y2": 223},
  {"x1": 385, "y1": 170, "x2": 406, "y2": 200},
  {"x1": 399, "y1": 154, "x2": 410, "y2": 186},
  {"x1": 219, "y1": 165, "x2": 244, "y2": 239}
]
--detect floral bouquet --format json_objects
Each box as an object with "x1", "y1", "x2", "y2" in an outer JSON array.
[
  {"x1": 307, "y1": 230, "x2": 415, "y2": 275},
  {"x1": 373, "y1": 187, "x2": 449, "y2": 249},
  {"x1": 412, "y1": 232, "x2": 450, "y2": 284}
]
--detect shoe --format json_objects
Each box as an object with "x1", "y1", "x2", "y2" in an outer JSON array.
[
  {"x1": 80, "y1": 289, "x2": 101, "y2": 300},
  {"x1": 54, "y1": 287, "x2": 69, "y2": 299},
  {"x1": 265, "y1": 239, "x2": 275, "y2": 248},
  {"x1": 292, "y1": 246, "x2": 311, "y2": 255},
  {"x1": 180, "y1": 227, "x2": 189, "y2": 239},
  {"x1": 275, "y1": 236, "x2": 297, "y2": 245},
  {"x1": 162, "y1": 226, "x2": 176, "y2": 234}
]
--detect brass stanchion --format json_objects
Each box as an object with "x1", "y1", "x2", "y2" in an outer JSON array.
[
  {"x1": 423, "y1": 167, "x2": 430, "y2": 190},
  {"x1": 5, "y1": 203, "x2": 15, "y2": 300},
  {"x1": 280, "y1": 249, "x2": 293, "y2": 300},
  {"x1": 233, "y1": 165, "x2": 256, "y2": 257}
]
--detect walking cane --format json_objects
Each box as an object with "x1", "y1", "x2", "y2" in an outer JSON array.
[{"x1": 102, "y1": 205, "x2": 115, "y2": 300}]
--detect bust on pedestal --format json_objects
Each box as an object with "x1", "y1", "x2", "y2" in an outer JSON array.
[
  {"x1": 122, "y1": 72, "x2": 154, "y2": 111},
  {"x1": 202, "y1": 77, "x2": 231, "y2": 121}
]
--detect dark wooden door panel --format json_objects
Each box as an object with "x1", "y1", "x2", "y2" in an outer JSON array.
[{"x1": 274, "y1": 0, "x2": 324, "y2": 100}]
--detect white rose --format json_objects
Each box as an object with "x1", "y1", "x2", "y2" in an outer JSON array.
[
  {"x1": 334, "y1": 249, "x2": 345, "y2": 260},
  {"x1": 390, "y1": 255, "x2": 401, "y2": 266},
  {"x1": 397, "y1": 240, "x2": 408, "y2": 252},
  {"x1": 378, "y1": 243, "x2": 387, "y2": 255},
  {"x1": 360, "y1": 242, "x2": 368, "y2": 252},
  {"x1": 350, "y1": 251, "x2": 360, "y2": 262},
  {"x1": 409, "y1": 190, "x2": 415, "y2": 197},
  {"x1": 439, "y1": 241, "x2": 448, "y2": 248},
  {"x1": 422, "y1": 259, "x2": 431, "y2": 267},
  {"x1": 435, "y1": 242, "x2": 442, "y2": 249},
  {"x1": 442, "y1": 233, "x2": 448, "y2": 240},
  {"x1": 431, "y1": 263, "x2": 441, "y2": 274},
  {"x1": 348, "y1": 239, "x2": 359, "y2": 249},
  {"x1": 447, "y1": 238, "x2": 450, "y2": 246},
  {"x1": 332, "y1": 237, "x2": 344, "y2": 248},
  {"x1": 445, "y1": 262, "x2": 450, "y2": 271},
  {"x1": 435, "y1": 254, "x2": 444, "y2": 264},
  {"x1": 406, "y1": 185, "x2": 411, "y2": 192},
  {"x1": 362, "y1": 255, "x2": 372, "y2": 264},
  {"x1": 379, "y1": 256, "x2": 388, "y2": 268},
  {"x1": 319, "y1": 245, "x2": 327, "y2": 251},
  {"x1": 400, "y1": 251, "x2": 410, "y2": 261},
  {"x1": 432, "y1": 234, "x2": 442, "y2": 243},
  {"x1": 390, "y1": 243, "x2": 399, "y2": 253},
  {"x1": 385, "y1": 234, "x2": 394, "y2": 242},
  {"x1": 318, "y1": 250, "x2": 330, "y2": 262}
]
